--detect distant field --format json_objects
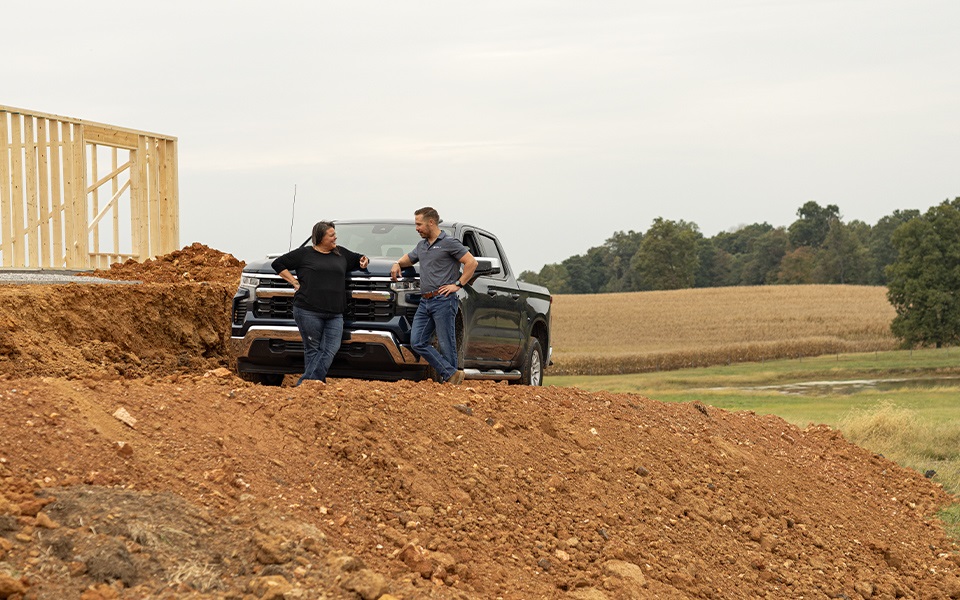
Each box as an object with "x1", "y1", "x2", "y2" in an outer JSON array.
[{"x1": 549, "y1": 285, "x2": 897, "y2": 375}]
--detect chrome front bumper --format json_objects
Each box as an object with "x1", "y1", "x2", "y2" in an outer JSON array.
[{"x1": 231, "y1": 326, "x2": 424, "y2": 366}]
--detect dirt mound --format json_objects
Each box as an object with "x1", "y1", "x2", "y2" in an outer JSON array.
[
  {"x1": 0, "y1": 243, "x2": 243, "y2": 380},
  {"x1": 0, "y1": 250, "x2": 958, "y2": 598},
  {"x1": 1, "y1": 374, "x2": 958, "y2": 599},
  {"x1": 85, "y1": 242, "x2": 245, "y2": 284},
  {"x1": 0, "y1": 282, "x2": 234, "y2": 380}
]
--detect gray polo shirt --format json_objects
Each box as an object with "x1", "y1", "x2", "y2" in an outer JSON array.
[{"x1": 408, "y1": 231, "x2": 469, "y2": 292}]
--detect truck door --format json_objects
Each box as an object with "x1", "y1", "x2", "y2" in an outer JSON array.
[
  {"x1": 459, "y1": 230, "x2": 504, "y2": 366},
  {"x1": 475, "y1": 232, "x2": 523, "y2": 363}
]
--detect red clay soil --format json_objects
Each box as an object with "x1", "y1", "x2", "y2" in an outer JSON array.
[
  {"x1": 0, "y1": 245, "x2": 958, "y2": 600},
  {"x1": 84, "y1": 242, "x2": 246, "y2": 285}
]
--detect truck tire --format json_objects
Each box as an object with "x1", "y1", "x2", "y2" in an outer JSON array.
[
  {"x1": 239, "y1": 371, "x2": 285, "y2": 386},
  {"x1": 512, "y1": 339, "x2": 544, "y2": 386}
]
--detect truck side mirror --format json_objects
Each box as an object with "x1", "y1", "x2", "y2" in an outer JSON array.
[{"x1": 473, "y1": 257, "x2": 502, "y2": 278}]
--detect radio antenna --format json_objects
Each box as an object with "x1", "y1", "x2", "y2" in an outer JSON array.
[{"x1": 288, "y1": 184, "x2": 297, "y2": 250}]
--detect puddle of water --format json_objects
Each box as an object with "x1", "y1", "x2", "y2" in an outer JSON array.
[{"x1": 711, "y1": 376, "x2": 960, "y2": 396}]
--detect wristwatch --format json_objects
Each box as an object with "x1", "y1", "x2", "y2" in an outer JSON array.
[{"x1": 454, "y1": 280, "x2": 463, "y2": 287}]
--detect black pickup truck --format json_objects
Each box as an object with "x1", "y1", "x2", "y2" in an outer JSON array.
[{"x1": 230, "y1": 219, "x2": 552, "y2": 385}]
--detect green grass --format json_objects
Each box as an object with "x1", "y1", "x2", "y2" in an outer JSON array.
[
  {"x1": 938, "y1": 504, "x2": 960, "y2": 539},
  {"x1": 545, "y1": 347, "x2": 960, "y2": 502},
  {"x1": 546, "y1": 347, "x2": 960, "y2": 394}
]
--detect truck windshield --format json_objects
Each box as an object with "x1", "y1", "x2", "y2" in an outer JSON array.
[{"x1": 308, "y1": 223, "x2": 455, "y2": 259}]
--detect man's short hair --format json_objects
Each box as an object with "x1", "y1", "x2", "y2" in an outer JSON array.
[{"x1": 415, "y1": 207, "x2": 440, "y2": 224}]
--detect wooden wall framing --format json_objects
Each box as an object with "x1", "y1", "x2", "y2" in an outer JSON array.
[{"x1": 0, "y1": 105, "x2": 179, "y2": 270}]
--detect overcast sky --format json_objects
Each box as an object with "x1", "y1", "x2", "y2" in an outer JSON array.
[{"x1": 3, "y1": 1, "x2": 959, "y2": 273}]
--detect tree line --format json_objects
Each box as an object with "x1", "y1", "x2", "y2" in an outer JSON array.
[
  {"x1": 521, "y1": 197, "x2": 960, "y2": 349},
  {"x1": 519, "y1": 200, "x2": 924, "y2": 293}
]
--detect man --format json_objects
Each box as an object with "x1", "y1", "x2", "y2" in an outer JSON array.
[{"x1": 390, "y1": 207, "x2": 477, "y2": 384}]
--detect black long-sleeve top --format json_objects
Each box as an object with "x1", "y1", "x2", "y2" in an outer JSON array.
[{"x1": 271, "y1": 246, "x2": 362, "y2": 314}]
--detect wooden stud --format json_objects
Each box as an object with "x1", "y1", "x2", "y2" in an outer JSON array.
[
  {"x1": 90, "y1": 143, "x2": 100, "y2": 259},
  {"x1": 61, "y1": 122, "x2": 76, "y2": 267},
  {"x1": 9, "y1": 114, "x2": 25, "y2": 266},
  {"x1": 0, "y1": 111, "x2": 12, "y2": 267},
  {"x1": 148, "y1": 137, "x2": 161, "y2": 258},
  {"x1": 49, "y1": 121, "x2": 64, "y2": 267},
  {"x1": 36, "y1": 118, "x2": 51, "y2": 268},
  {"x1": 169, "y1": 140, "x2": 179, "y2": 251},
  {"x1": 135, "y1": 135, "x2": 149, "y2": 260},
  {"x1": 112, "y1": 147, "x2": 120, "y2": 258},
  {"x1": 24, "y1": 116, "x2": 40, "y2": 267},
  {"x1": 159, "y1": 139, "x2": 179, "y2": 253},
  {"x1": 72, "y1": 126, "x2": 87, "y2": 268}
]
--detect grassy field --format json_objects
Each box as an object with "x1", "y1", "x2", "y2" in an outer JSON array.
[
  {"x1": 546, "y1": 348, "x2": 960, "y2": 531},
  {"x1": 550, "y1": 285, "x2": 896, "y2": 375},
  {"x1": 546, "y1": 348, "x2": 960, "y2": 423}
]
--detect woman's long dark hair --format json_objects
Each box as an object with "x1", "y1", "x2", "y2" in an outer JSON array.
[{"x1": 311, "y1": 221, "x2": 340, "y2": 255}]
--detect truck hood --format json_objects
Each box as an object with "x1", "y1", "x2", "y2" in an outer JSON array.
[{"x1": 242, "y1": 256, "x2": 418, "y2": 279}]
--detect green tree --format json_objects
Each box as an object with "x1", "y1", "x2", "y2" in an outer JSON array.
[
  {"x1": 694, "y1": 238, "x2": 733, "y2": 288},
  {"x1": 817, "y1": 219, "x2": 871, "y2": 284},
  {"x1": 713, "y1": 223, "x2": 774, "y2": 255},
  {"x1": 517, "y1": 270, "x2": 540, "y2": 285},
  {"x1": 712, "y1": 222, "x2": 775, "y2": 285},
  {"x1": 867, "y1": 209, "x2": 920, "y2": 285},
  {"x1": 631, "y1": 218, "x2": 701, "y2": 290},
  {"x1": 600, "y1": 230, "x2": 644, "y2": 292},
  {"x1": 533, "y1": 263, "x2": 571, "y2": 294},
  {"x1": 788, "y1": 201, "x2": 840, "y2": 249},
  {"x1": 886, "y1": 198, "x2": 960, "y2": 348},
  {"x1": 562, "y1": 247, "x2": 611, "y2": 294},
  {"x1": 740, "y1": 227, "x2": 789, "y2": 285},
  {"x1": 777, "y1": 246, "x2": 817, "y2": 283}
]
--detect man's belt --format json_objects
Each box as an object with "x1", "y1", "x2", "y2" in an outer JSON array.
[{"x1": 420, "y1": 290, "x2": 443, "y2": 299}]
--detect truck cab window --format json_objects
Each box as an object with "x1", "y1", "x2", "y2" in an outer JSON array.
[
  {"x1": 461, "y1": 231, "x2": 479, "y2": 257},
  {"x1": 478, "y1": 233, "x2": 508, "y2": 280}
]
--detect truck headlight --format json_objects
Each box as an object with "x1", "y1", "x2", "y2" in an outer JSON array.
[{"x1": 240, "y1": 275, "x2": 260, "y2": 287}]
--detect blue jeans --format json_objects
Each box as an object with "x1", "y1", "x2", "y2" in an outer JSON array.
[
  {"x1": 411, "y1": 294, "x2": 458, "y2": 381},
  {"x1": 293, "y1": 306, "x2": 343, "y2": 384}
]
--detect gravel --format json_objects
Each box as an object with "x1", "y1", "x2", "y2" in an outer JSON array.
[{"x1": 0, "y1": 271, "x2": 140, "y2": 285}]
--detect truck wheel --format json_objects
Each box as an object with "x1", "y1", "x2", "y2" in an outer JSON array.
[
  {"x1": 239, "y1": 371, "x2": 284, "y2": 386},
  {"x1": 512, "y1": 339, "x2": 544, "y2": 386}
]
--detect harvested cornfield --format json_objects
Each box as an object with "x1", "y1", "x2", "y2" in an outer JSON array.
[{"x1": 549, "y1": 285, "x2": 897, "y2": 375}]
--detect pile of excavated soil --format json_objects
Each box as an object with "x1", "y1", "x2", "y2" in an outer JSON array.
[
  {"x1": 84, "y1": 242, "x2": 246, "y2": 285},
  {"x1": 0, "y1": 243, "x2": 243, "y2": 381},
  {"x1": 0, "y1": 281, "x2": 235, "y2": 380},
  {"x1": 2, "y1": 376, "x2": 959, "y2": 599},
  {"x1": 0, "y1": 244, "x2": 958, "y2": 599},
  {"x1": 0, "y1": 244, "x2": 242, "y2": 380}
]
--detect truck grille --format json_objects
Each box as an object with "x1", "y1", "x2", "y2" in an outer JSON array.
[
  {"x1": 346, "y1": 279, "x2": 395, "y2": 321},
  {"x1": 254, "y1": 297, "x2": 294, "y2": 319},
  {"x1": 349, "y1": 298, "x2": 394, "y2": 321},
  {"x1": 249, "y1": 277, "x2": 403, "y2": 322}
]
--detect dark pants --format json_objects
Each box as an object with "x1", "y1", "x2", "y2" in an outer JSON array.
[
  {"x1": 411, "y1": 294, "x2": 459, "y2": 381},
  {"x1": 293, "y1": 306, "x2": 343, "y2": 384}
]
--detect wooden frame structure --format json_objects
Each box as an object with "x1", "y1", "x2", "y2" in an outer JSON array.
[{"x1": 0, "y1": 105, "x2": 178, "y2": 270}]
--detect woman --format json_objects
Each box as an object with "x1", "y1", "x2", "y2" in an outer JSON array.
[{"x1": 272, "y1": 221, "x2": 369, "y2": 384}]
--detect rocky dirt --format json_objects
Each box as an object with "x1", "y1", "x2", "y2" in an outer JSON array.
[{"x1": 0, "y1": 244, "x2": 959, "y2": 599}]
